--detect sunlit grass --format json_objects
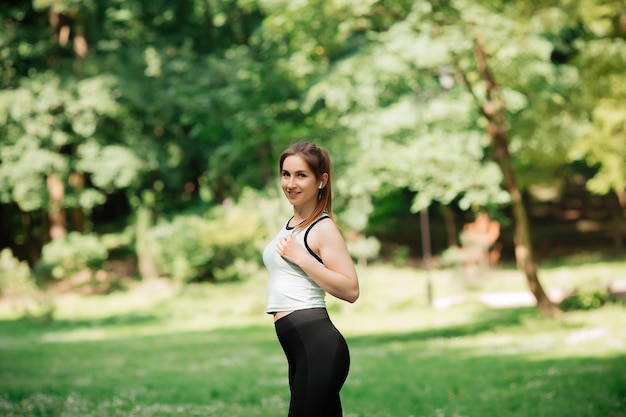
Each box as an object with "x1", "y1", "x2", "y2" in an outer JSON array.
[{"x1": 1, "y1": 259, "x2": 625, "y2": 417}]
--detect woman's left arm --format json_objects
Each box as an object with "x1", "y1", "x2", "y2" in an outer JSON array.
[{"x1": 276, "y1": 219, "x2": 359, "y2": 303}]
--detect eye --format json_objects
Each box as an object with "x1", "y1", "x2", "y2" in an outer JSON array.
[
  {"x1": 282, "y1": 171, "x2": 290, "y2": 177},
  {"x1": 298, "y1": 173, "x2": 307, "y2": 178}
]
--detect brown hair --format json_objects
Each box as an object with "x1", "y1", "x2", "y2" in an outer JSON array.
[{"x1": 279, "y1": 141, "x2": 333, "y2": 230}]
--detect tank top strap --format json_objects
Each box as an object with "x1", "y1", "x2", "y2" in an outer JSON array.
[{"x1": 303, "y1": 214, "x2": 330, "y2": 264}]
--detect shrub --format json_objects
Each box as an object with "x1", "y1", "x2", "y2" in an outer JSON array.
[
  {"x1": 148, "y1": 215, "x2": 213, "y2": 282},
  {"x1": 559, "y1": 288, "x2": 612, "y2": 311},
  {"x1": 440, "y1": 245, "x2": 463, "y2": 267},
  {"x1": 0, "y1": 248, "x2": 35, "y2": 297},
  {"x1": 148, "y1": 200, "x2": 266, "y2": 283},
  {"x1": 35, "y1": 232, "x2": 108, "y2": 280},
  {"x1": 391, "y1": 245, "x2": 411, "y2": 266},
  {"x1": 0, "y1": 248, "x2": 55, "y2": 322},
  {"x1": 347, "y1": 235, "x2": 381, "y2": 266}
]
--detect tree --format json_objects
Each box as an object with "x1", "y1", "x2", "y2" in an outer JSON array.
[
  {"x1": 460, "y1": 36, "x2": 556, "y2": 316},
  {"x1": 1, "y1": 0, "x2": 621, "y2": 289},
  {"x1": 298, "y1": 1, "x2": 595, "y2": 316},
  {"x1": 566, "y1": 0, "x2": 626, "y2": 248},
  {"x1": 0, "y1": 0, "x2": 291, "y2": 265},
  {"x1": 0, "y1": 73, "x2": 131, "y2": 257}
]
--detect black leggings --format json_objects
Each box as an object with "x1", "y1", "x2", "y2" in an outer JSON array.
[{"x1": 275, "y1": 308, "x2": 350, "y2": 417}]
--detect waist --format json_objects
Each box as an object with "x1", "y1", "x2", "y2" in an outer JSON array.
[
  {"x1": 273, "y1": 310, "x2": 293, "y2": 322},
  {"x1": 274, "y1": 308, "x2": 329, "y2": 334}
]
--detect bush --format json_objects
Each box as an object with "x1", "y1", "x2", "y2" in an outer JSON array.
[
  {"x1": 148, "y1": 200, "x2": 266, "y2": 283},
  {"x1": 347, "y1": 235, "x2": 381, "y2": 266},
  {"x1": 35, "y1": 232, "x2": 108, "y2": 279},
  {"x1": 391, "y1": 245, "x2": 411, "y2": 266},
  {"x1": 559, "y1": 288, "x2": 612, "y2": 311},
  {"x1": 0, "y1": 248, "x2": 55, "y2": 322},
  {"x1": 0, "y1": 248, "x2": 35, "y2": 297}
]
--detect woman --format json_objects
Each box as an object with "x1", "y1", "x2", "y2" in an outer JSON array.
[{"x1": 263, "y1": 141, "x2": 359, "y2": 417}]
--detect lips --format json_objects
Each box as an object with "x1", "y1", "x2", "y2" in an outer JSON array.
[{"x1": 285, "y1": 189, "x2": 301, "y2": 200}]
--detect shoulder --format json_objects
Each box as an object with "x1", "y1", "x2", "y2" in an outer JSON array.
[
  {"x1": 306, "y1": 216, "x2": 343, "y2": 244},
  {"x1": 307, "y1": 217, "x2": 354, "y2": 269},
  {"x1": 308, "y1": 214, "x2": 332, "y2": 230}
]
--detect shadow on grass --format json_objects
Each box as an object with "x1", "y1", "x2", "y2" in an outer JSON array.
[
  {"x1": 0, "y1": 311, "x2": 162, "y2": 337},
  {"x1": 347, "y1": 306, "x2": 551, "y2": 346},
  {"x1": 0, "y1": 303, "x2": 580, "y2": 345},
  {"x1": 0, "y1": 305, "x2": 545, "y2": 347}
]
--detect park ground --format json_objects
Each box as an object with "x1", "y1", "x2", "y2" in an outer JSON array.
[{"x1": 0, "y1": 254, "x2": 625, "y2": 417}]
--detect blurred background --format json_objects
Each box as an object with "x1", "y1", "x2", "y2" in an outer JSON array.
[{"x1": 0, "y1": 0, "x2": 624, "y2": 310}]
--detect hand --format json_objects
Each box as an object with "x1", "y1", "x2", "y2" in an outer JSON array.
[{"x1": 275, "y1": 234, "x2": 307, "y2": 265}]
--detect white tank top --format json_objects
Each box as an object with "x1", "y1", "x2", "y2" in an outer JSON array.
[{"x1": 263, "y1": 214, "x2": 329, "y2": 314}]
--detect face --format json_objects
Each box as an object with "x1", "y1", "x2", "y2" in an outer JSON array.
[{"x1": 281, "y1": 154, "x2": 322, "y2": 210}]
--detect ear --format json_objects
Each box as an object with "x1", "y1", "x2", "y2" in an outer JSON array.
[{"x1": 319, "y1": 173, "x2": 329, "y2": 189}]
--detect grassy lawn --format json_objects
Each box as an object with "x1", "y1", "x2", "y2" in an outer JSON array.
[{"x1": 1, "y1": 256, "x2": 625, "y2": 417}]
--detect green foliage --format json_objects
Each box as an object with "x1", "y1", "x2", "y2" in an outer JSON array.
[
  {"x1": 149, "y1": 199, "x2": 266, "y2": 283},
  {"x1": 440, "y1": 245, "x2": 464, "y2": 267},
  {"x1": 1, "y1": 0, "x2": 625, "y2": 276},
  {"x1": 0, "y1": 72, "x2": 125, "y2": 212},
  {"x1": 36, "y1": 233, "x2": 108, "y2": 279},
  {"x1": 559, "y1": 288, "x2": 612, "y2": 311},
  {"x1": 391, "y1": 245, "x2": 411, "y2": 266},
  {"x1": 302, "y1": 2, "x2": 523, "y2": 212},
  {"x1": 76, "y1": 145, "x2": 144, "y2": 193},
  {"x1": 0, "y1": 248, "x2": 35, "y2": 297},
  {"x1": 148, "y1": 215, "x2": 213, "y2": 282},
  {"x1": 569, "y1": 36, "x2": 626, "y2": 195},
  {"x1": 346, "y1": 235, "x2": 381, "y2": 265}
]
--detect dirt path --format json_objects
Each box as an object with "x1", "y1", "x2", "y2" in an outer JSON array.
[{"x1": 433, "y1": 288, "x2": 570, "y2": 309}]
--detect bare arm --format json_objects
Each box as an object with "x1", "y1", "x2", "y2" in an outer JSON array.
[{"x1": 275, "y1": 219, "x2": 359, "y2": 303}]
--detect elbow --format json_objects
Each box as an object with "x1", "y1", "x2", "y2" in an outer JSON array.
[{"x1": 346, "y1": 287, "x2": 359, "y2": 304}]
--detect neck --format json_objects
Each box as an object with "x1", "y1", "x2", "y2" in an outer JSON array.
[{"x1": 292, "y1": 204, "x2": 316, "y2": 224}]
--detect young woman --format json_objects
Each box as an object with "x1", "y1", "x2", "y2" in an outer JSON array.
[{"x1": 263, "y1": 141, "x2": 359, "y2": 417}]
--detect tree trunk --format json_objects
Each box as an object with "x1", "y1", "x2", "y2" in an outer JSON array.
[
  {"x1": 609, "y1": 190, "x2": 625, "y2": 250},
  {"x1": 470, "y1": 37, "x2": 558, "y2": 318},
  {"x1": 69, "y1": 172, "x2": 86, "y2": 233},
  {"x1": 20, "y1": 210, "x2": 41, "y2": 265},
  {"x1": 46, "y1": 173, "x2": 67, "y2": 240},
  {"x1": 136, "y1": 204, "x2": 159, "y2": 280},
  {"x1": 441, "y1": 204, "x2": 458, "y2": 248}
]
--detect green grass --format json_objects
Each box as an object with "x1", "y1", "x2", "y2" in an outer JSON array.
[{"x1": 1, "y1": 258, "x2": 625, "y2": 417}]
